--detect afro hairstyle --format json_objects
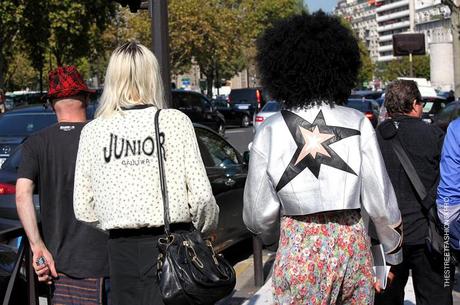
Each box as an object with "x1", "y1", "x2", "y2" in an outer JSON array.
[{"x1": 256, "y1": 11, "x2": 361, "y2": 108}]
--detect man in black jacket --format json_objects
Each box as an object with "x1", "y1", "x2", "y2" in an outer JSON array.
[{"x1": 375, "y1": 79, "x2": 452, "y2": 305}]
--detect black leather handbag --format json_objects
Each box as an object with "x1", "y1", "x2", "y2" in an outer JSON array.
[{"x1": 154, "y1": 110, "x2": 236, "y2": 305}]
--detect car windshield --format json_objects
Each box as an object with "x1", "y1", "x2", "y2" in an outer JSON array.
[
  {"x1": 261, "y1": 102, "x2": 281, "y2": 112},
  {"x1": 0, "y1": 113, "x2": 57, "y2": 137}
]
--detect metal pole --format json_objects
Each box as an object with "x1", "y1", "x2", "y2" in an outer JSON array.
[
  {"x1": 409, "y1": 0, "x2": 416, "y2": 32},
  {"x1": 409, "y1": 53, "x2": 414, "y2": 77},
  {"x1": 150, "y1": 0, "x2": 172, "y2": 107},
  {"x1": 253, "y1": 236, "x2": 264, "y2": 287}
]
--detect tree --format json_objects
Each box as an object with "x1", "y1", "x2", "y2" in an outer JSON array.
[
  {"x1": 376, "y1": 55, "x2": 431, "y2": 82},
  {"x1": 0, "y1": 1, "x2": 24, "y2": 89},
  {"x1": 357, "y1": 41, "x2": 374, "y2": 87},
  {"x1": 169, "y1": 0, "x2": 245, "y2": 96},
  {"x1": 20, "y1": 0, "x2": 50, "y2": 92},
  {"x1": 46, "y1": 0, "x2": 116, "y2": 66}
]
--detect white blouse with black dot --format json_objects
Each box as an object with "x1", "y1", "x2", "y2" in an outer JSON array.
[{"x1": 73, "y1": 108, "x2": 219, "y2": 234}]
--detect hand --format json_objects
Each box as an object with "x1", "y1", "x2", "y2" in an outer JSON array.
[
  {"x1": 31, "y1": 243, "x2": 58, "y2": 284},
  {"x1": 374, "y1": 271, "x2": 395, "y2": 294}
]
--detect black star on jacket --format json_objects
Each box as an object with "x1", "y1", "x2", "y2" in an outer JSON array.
[{"x1": 276, "y1": 110, "x2": 361, "y2": 192}]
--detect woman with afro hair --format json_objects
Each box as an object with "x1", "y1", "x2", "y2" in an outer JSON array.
[{"x1": 243, "y1": 11, "x2": 403, "y2": 304}]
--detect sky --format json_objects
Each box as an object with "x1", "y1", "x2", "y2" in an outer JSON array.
[{"x1": 304, "y1": 0, "x2": 337, "y2": 12}]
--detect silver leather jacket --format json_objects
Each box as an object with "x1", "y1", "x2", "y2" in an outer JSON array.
[{"x1": 243, "y1": 105, "x2": 403, "y2": 264}]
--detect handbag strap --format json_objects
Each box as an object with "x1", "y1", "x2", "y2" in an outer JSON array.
[
  {"x1": 154, "y1": 109, "x2": 171, "y2": 236},
  {"x1": 390, "y1": 136, "x2": 427, "y2": 201}
]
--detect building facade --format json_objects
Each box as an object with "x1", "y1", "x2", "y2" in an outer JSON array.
[{"x1": 335, "y1": 0, "x2": 380, "y2": 62}]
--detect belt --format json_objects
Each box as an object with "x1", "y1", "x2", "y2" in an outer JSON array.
[{"x1": 109, "y1": 222, "x2": 192, "y2": 239}]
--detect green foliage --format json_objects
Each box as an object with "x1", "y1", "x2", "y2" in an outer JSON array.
[
  {"x1": 376, "y1": 55, "x2": 431, "y2": 82},
  {"x1": 5, "y1": 51, "x2": 38, "y2": 91},
  {"x1": 0, "y1": 1, "x2": 25, "y2": 88},
  {"x1": 357, "y1": 42, "x2": 374, "y2": 86}
]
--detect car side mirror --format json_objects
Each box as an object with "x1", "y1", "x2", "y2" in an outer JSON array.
[{"x1": 243, "y1": 151, "x2": 250, "y2": 164}]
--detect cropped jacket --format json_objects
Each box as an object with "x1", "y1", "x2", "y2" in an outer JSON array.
[{"x1": 243, "y1": 104, "x2": 403, "y2": 264}]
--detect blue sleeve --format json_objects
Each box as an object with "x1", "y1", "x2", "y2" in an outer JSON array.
[{"x1": 437, "y1": 119, "x2": 460, "y2": 227}]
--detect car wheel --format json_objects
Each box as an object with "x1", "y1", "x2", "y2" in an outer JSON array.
[
  {"x1": 241, "y1": 115, "x2": 250, "y2": 127},
  {"x1": 218, "y1": 122, "x2": 225, "y2": 136}
]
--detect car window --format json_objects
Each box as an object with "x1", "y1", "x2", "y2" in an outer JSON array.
[
  {"x1": 190, "y1": 94, "x2": 202, "y2": 108},
  {"x1": 195, "y1": 128, "x2": 239, "y2": 168},
  {"x1": 261, "y1": 102, "x2": 281, "y2": 112},
  {"x1": 345, "y1": 99, "x2": 368, "y2": 112},
  {"x1": 423, "y1": 100, "x2": 446, "y2": 114},
  {"x1": 229, "y1": 89, "x2": 256, "y2": 102},
  {"x1": 200, "y1": 96, "x2": 212, "y2": 111},
  {"x1": 0, "y1": 113, "x2": 57, "y2": 137},
  {"x1": 172, "y1": 92, "x2": 190, "y2": 109}
]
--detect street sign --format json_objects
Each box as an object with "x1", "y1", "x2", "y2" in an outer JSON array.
[{"x1": 393, "y1": 33, "x2": 426, "y2": 56}]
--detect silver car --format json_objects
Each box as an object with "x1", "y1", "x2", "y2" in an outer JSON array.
[{"x1": 253, "y1": 100, "x2": 282, "y2": 132}]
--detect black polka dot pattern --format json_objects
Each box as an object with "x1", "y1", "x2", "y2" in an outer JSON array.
[{"x1": 73, "y1": 108, "x2": 219, "y2": 234}]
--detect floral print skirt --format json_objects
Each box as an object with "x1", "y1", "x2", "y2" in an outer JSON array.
[{"x1": 272, "y1": 210, "x2": 374, "y2": 305}]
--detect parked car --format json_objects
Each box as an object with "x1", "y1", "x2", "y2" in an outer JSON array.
[
  {"x1": 432, "y1": 101, "x2": 460, "y2": 131},
  {"x1": 171, "y1": 90, "x2": 226, "y2": 136},
  {"x1": 253, "y1": 101, "x2": 282, "y2": 132},
  {"x1": 4, "y1": 92, "x2": 47, "y2": 111},
  {"x1": 0, "y1": 104, "x2": 97, "y2": 168},
  {"x1": 226, "y1": 88, "x2": 268, "y2": 127},
  {"x1": 421, "y1": 96, "x2": 448, "y2": 123},
  {"x1": 213, "y1": 96, "x2": 253, "y2": 128},
  {"x1": 349, "y1": 90, "x2": 383, "y2": 101},
  {"x1": 344, "y1": 98, "x2": 380, "y2": 128},
  {"x1": 0, "y1": 124, "x2": 249, "y2": 252}
]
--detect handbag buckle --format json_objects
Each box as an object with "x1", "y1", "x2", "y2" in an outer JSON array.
[
  {"x1": 183, "y1": 240, "x2": 204, "y2": 269},
  {"x1": 206, "y1": 240, "x2": 219, "y2": 265}
]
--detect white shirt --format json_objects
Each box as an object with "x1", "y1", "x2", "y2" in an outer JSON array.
[{"x1": 73, "y1": 107, "x2": 219, "y2": 234}]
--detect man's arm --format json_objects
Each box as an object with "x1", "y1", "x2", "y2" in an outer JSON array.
[{"x1": 16, "y1": 178, "x2": 57, "y2": 282}]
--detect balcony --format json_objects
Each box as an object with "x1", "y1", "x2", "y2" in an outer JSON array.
[
  {"x1": 379, "y1": 34, "x2": 394, "y2": 42},
  {"x1": 378, "y1": 20, "x2": 410, "y2": 32},
  {"x1": 378, "y1": 44, "x2": 394, "y2": 53},
  {"x1": 377, "y1": 10, "x2": 409, "y2": 23},
  {"x1": 376, "y1": 0, "x2": 409, "y2": 13},
  {"x1": 378, "y1": 54, "x2": 396, "y2": 62}
]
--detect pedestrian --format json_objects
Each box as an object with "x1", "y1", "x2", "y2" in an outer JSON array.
[
  {"x1": 437, "y1": 118, "x2": 460, "y2": 257},
  {"x1": 73, "y1": 41, "x2": 219, "y2": 305},
  {"x1": 243, "y1": 12, "x2": 402, "y2": 304},
  {"x1": 15, "y1": 66, "x2": 109, "y2": 305},
  {"x1": 375, "y1": 79, "x2": 452, "y2": 305},
  {"x1": 0, "y1": 88, "x2": 5, "y2": 113}
]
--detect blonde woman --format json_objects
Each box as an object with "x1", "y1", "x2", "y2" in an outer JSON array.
[{"x1": 73, "y1": 41, "x2": 219, "y2": 305}]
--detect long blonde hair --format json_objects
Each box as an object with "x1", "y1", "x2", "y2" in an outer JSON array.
[{"x1": 96, "y1": 41, "x2": 166, "y2": 118}]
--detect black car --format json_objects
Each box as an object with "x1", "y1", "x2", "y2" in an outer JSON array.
[
  {"x1": 344, "y1": 98, "x2": 380, "y2": 128},
  {"x1": 349, "y1": 90, "x2": 383, "y2": 101},
  {"x1": 171, "y1": 90, "x2": 226, "y2": 136},
  {"x1": 0, "y1": 124, "x2": 249, "y2": 252},
  {"x1": 0, "y1": 104, "x2": 97, "y2": 168},
  {"x1": 226, "y1": 88, "x2": 268, "y2": 127},
  {"x1": 432, "y1": 101, "x2": 460, "y2": 131},
  {"x1": 421, "y1": 96, "x2": 448, "y2": 123}
]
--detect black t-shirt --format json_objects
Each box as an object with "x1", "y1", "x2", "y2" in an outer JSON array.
[
  {"x1": 18, "y1": 122, "x2": 109, "y2": 278},
  {"x1": 377, "y1": 116, "x2": 444, "y2": 245}
]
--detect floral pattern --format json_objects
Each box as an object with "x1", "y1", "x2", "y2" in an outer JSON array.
[{"x1": 272, "y1": 210, "x2": 375, "y2": 305}]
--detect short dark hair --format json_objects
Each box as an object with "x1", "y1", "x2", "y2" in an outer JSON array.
[
  {"x1": 384, "y1": 80, "x2": 422, "y2": 115},
  {"x1": 256, "y1": 11, "x2": 361, "y2": 108}
]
